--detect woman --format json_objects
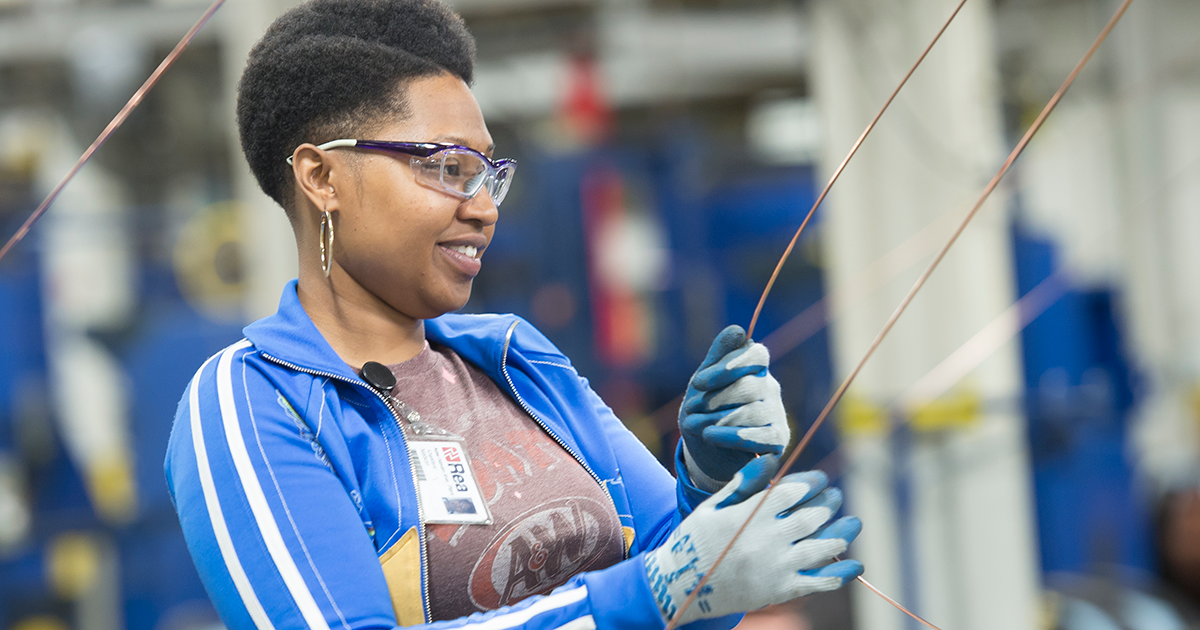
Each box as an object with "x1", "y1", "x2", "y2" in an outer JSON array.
[{"x1": 165, "y1": 1, "x2": 864, "y2": 628}]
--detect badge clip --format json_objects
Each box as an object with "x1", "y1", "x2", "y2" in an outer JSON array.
[{"x1": 394, "y1": 401, "x2": 461, "y2": 440}]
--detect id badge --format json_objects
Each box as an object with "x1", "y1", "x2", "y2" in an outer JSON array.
[
  {"x1": 408, "y1": 440, "x2": 493, "y2": 525},
  {"x1": 390, "y1": 399, "x2": 493, "y2": 525}
]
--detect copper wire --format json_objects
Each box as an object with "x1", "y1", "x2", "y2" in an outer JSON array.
[
  {"x1": 0, "y1": 0, "x2": 227, "y2": 263},
  {"x1": 855, "y1": 575, "x2": 943, "y2": 630},
  {"x1": 662, "y1": 51, "x2": 1200, "y2": 426},
  {"x1": 744, "y1": 0, "x2": 970, "y2": 340},
  {"x1": 808, "y1": 147, "x2": 1200, "y2": 516},
  {"x1": 664, "y1": 2, "x2": 971, "y2": 626},
  {"x1": 665, "y1": 0, "x2": 1134, "y2": 628}
]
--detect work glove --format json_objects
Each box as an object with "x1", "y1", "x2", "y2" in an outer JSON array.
[
  {"x1": 644, "y1": 457, "x2": 863, "y2": 625},
  {"x1": 680, "y1": 325, "x2": 790, "y2": 494}
]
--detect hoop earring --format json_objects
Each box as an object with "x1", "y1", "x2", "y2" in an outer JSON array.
[{"x1": 319, "y1": 210, "x2": 335, "y2": 277}]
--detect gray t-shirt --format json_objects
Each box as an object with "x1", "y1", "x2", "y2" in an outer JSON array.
[{"x1": 387, "y1": 342, "x2": 625, "y2": 621}]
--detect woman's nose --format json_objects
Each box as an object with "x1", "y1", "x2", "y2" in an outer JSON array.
[{"x1": 458, "y1": 189, "x2": 499, "y2": 227}]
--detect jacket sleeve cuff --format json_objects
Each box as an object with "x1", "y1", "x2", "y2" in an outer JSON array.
[
  {"x1": 579, "y1": 553, "x2": 742, "y2": 630},
  {"x1": 675, "y1": 441, "x2": 713, "y2": 518}
]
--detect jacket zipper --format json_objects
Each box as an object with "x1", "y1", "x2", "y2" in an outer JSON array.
[
  {"x1": 498, "y1": 320, "x2": 627, "y2": 560},
  {"x1": 258, "y1": 352, "x2": 433, "y2": 623}
]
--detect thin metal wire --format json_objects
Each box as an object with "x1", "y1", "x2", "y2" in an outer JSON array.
[
  {"x1": 856, "y1": 575, "x2": 943, "y2": 630},
  {"x1": 815, "y1": 152, "x2": 1200, "y2": 480},
  {"x1": 653, "y1": 70, "x2": 1200, "y2": 431},
  {"x1": 0, "y1": 0, "x2": 228, "y2": 263},
  {"x1": 666, "y1": 0, "x2": 970, "y2": 626},
  {"x1": 665, "y1": 0, "x2": 1134, "y2": 627},
  {"x1": 745, "y1": 0, "x2": 970, "y2": 340}
]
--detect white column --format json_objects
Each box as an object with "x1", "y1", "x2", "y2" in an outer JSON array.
[
  {"x1": 1111, "y1": 0, "x2": 1200, "y2": 494},
  {"x1": 1014, "y1": 0, "x2": 1200, "y2": 495},
  {"x1": 810, "y1": 1, "x2": 1041, "y2": 629}
]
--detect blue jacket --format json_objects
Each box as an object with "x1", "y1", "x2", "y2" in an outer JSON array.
[{"x1": 165, "y1": 281, "x2": 734, "y2": 630}]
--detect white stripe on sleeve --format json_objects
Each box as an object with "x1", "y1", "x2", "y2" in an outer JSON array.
[
  {"x1": 464, "y1": 586, "x2": 590, "y2": 630},
  {"x1": 217, "y1": 341, "x2": 332, "y2": 630},
  {"x1": 551, "y1": 616, "x2": 596, "y2": 630},
  {"x1": 190, "y1": 351, "x2": 276, "y2": 630}
]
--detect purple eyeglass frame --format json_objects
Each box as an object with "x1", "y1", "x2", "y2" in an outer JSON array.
[{"x1": 286, "y1": 139, "x2": 517, "y2": 206}]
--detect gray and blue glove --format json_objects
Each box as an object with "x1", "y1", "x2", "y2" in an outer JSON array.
[
  {"x1": 645, "y1": 458, "x2": 864, "y2": 624},
  {"x1": 680, "y1": 325, "x2": 790, "y2": 498}
]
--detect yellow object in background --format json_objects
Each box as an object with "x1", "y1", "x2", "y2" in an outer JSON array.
[
  {"x1": 837, "y1": 390, "x2": 982, "y2": 437},
  {"x1": 89, "y1": 452, "x2": 137, "y2": 524},
  {"x1": 910, "y1": 390, "x2": 982, "y2": 434},
  {"x1": 1189, "y1": 384, "x2": 1200, "y2": 435},
  {"x1": 12, "y1": 615, "x2": 70, "y2": 630},
  {"x1": 46, "y1": 532, "x2": 101, "y2": 600},
  {"x1": 837, "y1": 395, "x2": 888, "y2": 437},
  {"x1": 173, "y1": 201, "x2": 248, "y2": 323}
]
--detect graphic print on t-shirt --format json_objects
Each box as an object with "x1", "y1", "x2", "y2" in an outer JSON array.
[
  {"x1": 468, "y1": 496, "x2": 618, "y2": 609},
  {"x1": 468, "y1": 428, "x2": 570, "y2": 505},
  {"x1": 387, "y1": 342, "x2": 624, "y2": 620}
]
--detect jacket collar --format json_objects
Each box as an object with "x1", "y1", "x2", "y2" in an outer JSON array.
[
  {"x1": 242, "y1": 280, "x2": 363, "y2": 380},
  {"x1": 243, "y1": 279, "x2": 519, "y2": 381}
]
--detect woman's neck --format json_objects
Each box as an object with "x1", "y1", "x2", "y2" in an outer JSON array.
[{"x1": 296, "y1": 269, "x2": 427, "y2": 369}]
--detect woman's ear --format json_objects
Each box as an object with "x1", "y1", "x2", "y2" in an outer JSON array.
[{"x1": 291, "y1": 144, "x2": 340, "y2": 214}]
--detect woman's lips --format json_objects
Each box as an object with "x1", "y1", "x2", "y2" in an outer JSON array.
[{"x1": 438, "y1": 244, "x2": 482, "y2": 277}]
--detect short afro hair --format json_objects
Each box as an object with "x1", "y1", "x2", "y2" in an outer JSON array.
[{"x1": 236, "y1": 0, "x2": 476, "y2": 212}]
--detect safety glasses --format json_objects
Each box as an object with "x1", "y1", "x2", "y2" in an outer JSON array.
[{"x1": 288, "y1": 139, "x2": 517, "y2": 207}]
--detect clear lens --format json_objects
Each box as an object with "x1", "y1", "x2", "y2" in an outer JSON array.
[
  {"x1": 409, "y1": 149, "x2": 516, "y2": 207},
  {"x1": 488, "y1": 164, "x2": 515, "y2": 206},
  {"x1": 411, "y1": 155, "x2": 445, "y2": 187},
  {"x1": 439, "y1": 149, "x2": 489, "y2": 198}
]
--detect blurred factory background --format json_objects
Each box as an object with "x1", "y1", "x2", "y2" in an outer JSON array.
[{"x1": 0, "y1": 0, "x2": 1198, "y2": 628}]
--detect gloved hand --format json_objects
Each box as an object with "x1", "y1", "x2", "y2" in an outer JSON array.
[
  {"x1": 680, "y1": 325, "x2": 790, "y2": 493},
  {"x1": 644, "y1": 457, "x2": 863, "y2": 625}
]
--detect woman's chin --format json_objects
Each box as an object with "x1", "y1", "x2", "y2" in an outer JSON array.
[
  {"x1": 445, "y1": 292, "x2": 474, "y2": 315},
  {"x1": 419, "y1": 285, "x2": 474, "y2": 319}
]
